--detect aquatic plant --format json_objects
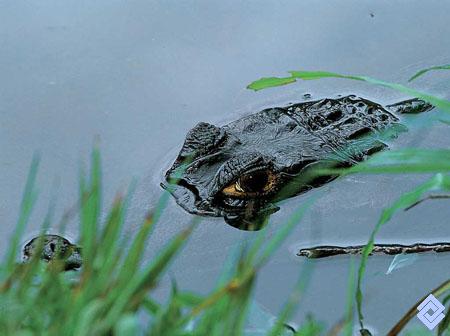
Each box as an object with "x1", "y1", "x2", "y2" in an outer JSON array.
[
  {"x1": 0, "y1": 147, "x2": 329, "y2": 335},
  {"x1": 248, "y1": 65, "x2": 450, "y2": 335}
]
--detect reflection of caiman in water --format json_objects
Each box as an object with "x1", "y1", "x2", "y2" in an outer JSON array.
[{"x1": 162, "y1": 95, "x2": 434, "y2": 230}]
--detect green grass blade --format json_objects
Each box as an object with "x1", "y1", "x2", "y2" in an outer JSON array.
[
  {"x1": 246, "y1": 77, "x2": 297, "y2": 91},
  {"x1": 356, "y1": 173, "x2": 450, "y2": 329},
  {"x1": 98, "y1": 180, "x2": 136, "y2": 262},
  {"x1": 437, "y1": 294, "x2": 450, "y2": 335},
  {"x1": 409, "y1": 64, "x2": 450, "y2": 82},
  {"x1": 247, "y1": 70, "x2": 450, "y2": 113},
  {"x1": 79, "y1": 146, "x2": 101, "y2": 271},
  {"x1": 247, "y1": 71, "x2": 362, "y2": 91},
  {"x1": 354, "y1": 75, "x2": 450, "y2": 113},
  {"x1": 98, "y1": 221, "x2": 197, "y2": 332},
  {"x1": 268, "y1": 259, "x2": 314, "y2": 336},
  {"x1": 72, "y1": 300, "x2": 105, "y2": 336},
  {"x1": 294, "y1": 315, "x2": 324, "y2": 336},
  {"x1": 338, "y1": 149, "x2": 450, "y2": 175},
  {"x1": 4, "y1": 154, "x2": 39, "y2": 273},
  {"x1": 17, "y1": 191, "x2": 56, "y2": 297},
  {"x1": 389, "y1": 279, "x2": 450, "y2": 335},
  {"x1": 257, "y1": 197, "x2": 316, "y2": 267},
  {"x1": 343, "y1": 258, "x2": 355, "y2": 336},
  {"x1": 116, "y1": 212, "x2": 155, "y2": 286},
  {"x1": 289, "y1": 70, "x2": 363, "y2": 82},
  {"x1": 221, "y1": 270, "x2": 255, "y2": 336}
]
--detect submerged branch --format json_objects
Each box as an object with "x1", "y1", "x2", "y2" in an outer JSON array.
[{"x1": 297, "y1": 242, "x2": 450, "y2": 259}]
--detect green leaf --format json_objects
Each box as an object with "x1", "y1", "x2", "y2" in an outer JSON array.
[
  {"x1": 247, "y1": 70, "x2": 450, "y2": 113},
  {"x1": 247, "y1": 77, "x2": 297, "y2": 91},
  {"x1": 4, "y1": 154, "x2": 39, "y2": 273},
  {"x1": 289, "y1": 70, "x2": 363, "y2": 82},
  {"x1": 409, "y1": 64, "x2": 450, "y2": 82}
]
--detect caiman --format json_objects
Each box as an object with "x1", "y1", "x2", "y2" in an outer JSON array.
[
  {"x1": 163, "y1": 95, "x2": 434, "y2": 230},
  {"x1": 22, "y1": 96, "x2": 448, "y2": 265},
  {"x1": 23, "y1": 234, "x2": 82, "y2": 271}
]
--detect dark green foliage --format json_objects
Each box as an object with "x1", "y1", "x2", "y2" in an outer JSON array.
[
  {"x1": 248, "y1": 67, "x2": 450, "y2": 334},
  {"x1": 0, "y1": 147, "x2": 320, "y2": 336}
]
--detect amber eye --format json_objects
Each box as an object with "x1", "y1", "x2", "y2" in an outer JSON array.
[
  {"x1": 221, "y1": 170, "x2": 276, "y2": 198},
  {"x1": 236, "y1": 170, "x2": 269, "y2": 192}
]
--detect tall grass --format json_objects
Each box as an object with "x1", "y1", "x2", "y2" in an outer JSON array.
[
  {"x1": 0, "y1": 147, "x2": 330, "y2": 335},
  {"x1": 248, "y1": 65, "x2": 450, "y2": 335},
  {"x1": 2, "y1": 64, "x2": 450, "y2": 335}
]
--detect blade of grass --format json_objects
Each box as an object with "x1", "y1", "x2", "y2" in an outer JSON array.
[
  {"x1": 343, "y1": 257, "x2": 355, "y2": 336},
  {"x1": 4, "y1": 154, "x2": 39, "y2": 273},
  {"x1": 295, "y1": 314, "x2": 324, "y2": 336},
  {"x1": 388, "y1": 279, "x2": 450, "y2": 335},
  {"x1": 180, "y1": 198, "x2": 316, "y2": 331},
  {"x1": 248, "y1": 70, "x2": 450, "y2": 113},
  {"x1": 356, "y1": 173, "x2": 450, "y2": 329},
  {"x1": 93, "y1": 195, "x2": 128, "y2": 285},
  {"x1": 256, "y1": 196, "x2": 316, "y2": 267},
  {"x1": 316, "y1": 149, "x2": 450, "y2": 176},
  {"x1": 72, "y1": 300, "x2": 106, "y2": 336},
  {"x1": 66, "y1": 212, "x2": 156, "y2": 332},
  {"x1": 97, "y1": 180, "x2": 136, "y2": 266},
  {"x1": 222, "y1": 266, "x2": 256, "y2": 336},
  {"x1": 115, "y1": 212, "x2": 155, "y2": 286},
  {"x1": 79, "y1": 147, "x2": 101, "y2": 271},
  {"x1": 17, "y1": 200, "x2": 55, "y2": 296},
  {"x1": 246, "y1": 77, "x2": 297, "y2": 91},
  {"x1": 247, "y1": 71, "x2": 362, "y2": 91},
  {"x1": 409, "y1": 64, "x2": 450, "y2": 82},
  {"x1": 268, "y1": 259, "x2": 314, "y2": 336},
  {"x1": 437, "y1": 294, "x2": 450, "y2": 335},
  {"x1": 96, "y1": 220, "x2": 197, "y2": 333}
]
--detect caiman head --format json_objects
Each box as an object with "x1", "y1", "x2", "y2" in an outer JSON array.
[
  {"x1": 162, "y1": 108, "x2": 342, "y2": 230},
  {"x1": 162, "y1": 96, "x2": 430, "y2": 230}
]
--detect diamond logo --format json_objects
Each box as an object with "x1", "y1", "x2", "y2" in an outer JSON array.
[{"x1": 416, "y1": 294, "x2": 446, "y2": 330}]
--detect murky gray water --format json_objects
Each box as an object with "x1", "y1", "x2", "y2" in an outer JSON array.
[{"x1": 2, "y1": 1, "x2": 450, "y2": 333}]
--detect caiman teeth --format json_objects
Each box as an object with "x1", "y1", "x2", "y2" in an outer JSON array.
[
  {"x1": 235, "y1": 179, "x2": 244, "y2": 192},
  {"x1": 223, "y1": 197, "x2": 246, "y2": 207}
]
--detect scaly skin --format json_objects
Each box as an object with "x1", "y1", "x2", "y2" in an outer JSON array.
[
  {"x1": 22, "y1": 234, "x2": 82, "y2": 271},
  {"x1": 163, "y1": 95, "x2": 433, "y2": 230}
]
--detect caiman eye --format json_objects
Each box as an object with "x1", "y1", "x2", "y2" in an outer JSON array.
[{"x1": 221, "y1": 170, "x2": 276, "y2": 198}]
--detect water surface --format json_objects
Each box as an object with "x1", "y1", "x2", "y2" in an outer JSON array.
[{"x1": 2, "y1": 1, "x2": 450, "y2": 333}]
